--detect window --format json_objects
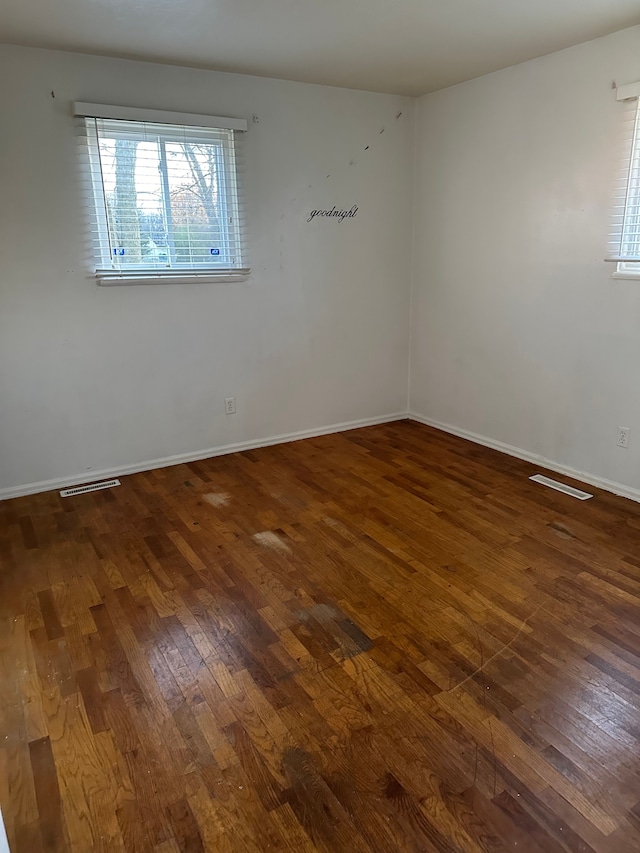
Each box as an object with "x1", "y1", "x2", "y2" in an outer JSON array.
[
  {"x1": 609, "y1": 83, "x2": 640, "y2": 278},
  {"x1": 77, "y1": 104, "x2": 248, "y2": 284}
]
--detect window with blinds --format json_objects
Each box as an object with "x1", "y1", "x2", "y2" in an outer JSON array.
[
  {"x1": 76, "y1": 104, "x2": 249, "y2": 284},
  {"x1": 608, "y1": 83, "x2": 640, "y2": 277}
]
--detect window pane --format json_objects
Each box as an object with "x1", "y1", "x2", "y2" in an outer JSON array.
[
  {"x1": 99, "y1": 137, "x2": 169, "y2": 266},
  {"x1": 88, "y1": 117, "x2": 244, "y2": 274},
  {"x1": 622, "y1": 107, "x2": 640, "y2": 260},
  {"x1": 164, "y1": 141, "x2": 227, "y2": 266},
  {"x1": 136, "y1": 141, "x2": 169, "y2": 266}
]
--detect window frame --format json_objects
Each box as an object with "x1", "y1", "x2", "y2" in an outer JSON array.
[
  {"x1": 76, "y1": 103, "x2": 249, "y2": 285},
  {"x1": 609, "y1": 85, "x2": 640, "y2": 281}
]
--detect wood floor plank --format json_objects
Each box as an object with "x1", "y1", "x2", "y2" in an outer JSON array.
[{"x1": 2, "y1": 420, "x2": 640, "y2": 851}]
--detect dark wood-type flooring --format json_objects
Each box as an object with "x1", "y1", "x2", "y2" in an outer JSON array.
[{"x1": 2, "y1": 420, "x2": 640, "y2": 852}]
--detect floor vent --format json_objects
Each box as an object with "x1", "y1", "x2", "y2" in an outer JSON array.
[
  {"x1": 60, "y1": 478, "x2": 121, "y2": 497},
  {"x1": 529, "y1": 474, "x2": 592, "y2": 501}
]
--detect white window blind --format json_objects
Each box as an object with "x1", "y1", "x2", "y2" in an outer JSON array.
[
  {"x1": 608, "y1": 85, "x2": 640, "y2": 273},
  {"x1": 76, "y1": 104, "x2": 249, "y2": 284}
]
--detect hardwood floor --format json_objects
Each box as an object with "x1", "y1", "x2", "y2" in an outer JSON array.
[{"x1": 2, "y1": 420, "x2": 640, "y2": 852}]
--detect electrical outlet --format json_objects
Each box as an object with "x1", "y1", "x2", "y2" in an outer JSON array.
[
  {"x1": 617, "y1": 427, "x2": 630, "y2": 448},
  {"x1": 224, "y1": 396, "x2": 236, "y2": 415}
]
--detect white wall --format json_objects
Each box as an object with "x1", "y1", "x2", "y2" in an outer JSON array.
[
  {"x1": 6, "y1": 27, "x2": 640, "y2": 501},
  {"x1": 0, "y1": 45, "x2": 414, "y2": 495},
  {"x1": 410, "y1": 26, "x2": 640, "y2": 494}
]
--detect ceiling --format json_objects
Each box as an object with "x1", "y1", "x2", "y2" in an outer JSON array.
[{"x1": 1, "y1": 0, "x2": 639, "y2": 96}]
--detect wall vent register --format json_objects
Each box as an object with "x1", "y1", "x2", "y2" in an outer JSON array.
[{"x1": 60, "y1": 479, "x2": 121, "y2": 497}]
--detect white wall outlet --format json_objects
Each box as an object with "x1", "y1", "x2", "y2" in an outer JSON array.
[
  {"x1": 224, "y1": 396, "x2": 236, "y2": 415},
  {"x1": 617, "y1": 427, "x2": 630, "y2": 448}
]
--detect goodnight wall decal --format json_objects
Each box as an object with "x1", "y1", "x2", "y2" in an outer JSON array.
[{"x1": 307, "y1": 205, "x2": 359, "y2": 223}]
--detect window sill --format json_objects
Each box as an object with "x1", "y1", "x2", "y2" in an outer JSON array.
[
  {"x1": 611, "y1": 271, "x2": 640, "y2": 281},
  {"x1": 96, "y1": 269, "x2": 251, "y2": 286}
]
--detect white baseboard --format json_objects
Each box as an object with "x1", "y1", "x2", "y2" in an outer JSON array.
[
  {"x1": 10, "y1": 410, "x2": 637, "y2": 506},
  {"x1": 408, "y1": 411, "x2": 640, "y2": 505},
  {"x1": 0, "y1": 412, "x2": 408, "y2": 501}
]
